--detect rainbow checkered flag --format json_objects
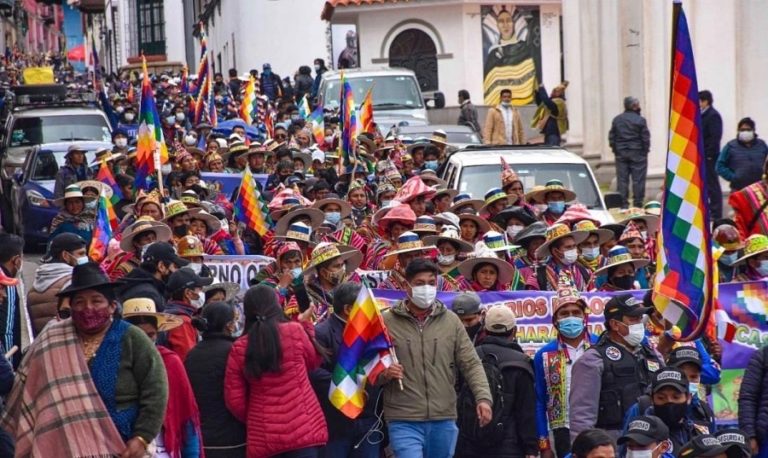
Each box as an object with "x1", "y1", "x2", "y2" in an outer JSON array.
[
  {"x1": 653, "y1": 2, "x2": 714, "y2": 342},
  {"x1": 234, "y1": 168, "x2": 271, "y2": 236},
  {"x1": 329, "y1": 284, "x2": 393, "y2": 419}
]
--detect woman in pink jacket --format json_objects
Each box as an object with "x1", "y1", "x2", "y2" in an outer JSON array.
[{"x1": 224, "y1": 284, "x2": 328, "y2": 458}]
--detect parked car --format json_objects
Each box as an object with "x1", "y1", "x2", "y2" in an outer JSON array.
[
  {"x1": 395, "y1": 124, "x2": 481, "y2": 149},
  {"x1": 10, "y1": 141, "x2": 108, "y2": 246},
  {"x1": 442, "y1": 145, "x2": 613, "y2": 224},
  {"x1": 317, "y1": 67, "x2": 444, "y2": 131},
  {"x1": 0, "y1": 85, "x2": 112, "y2": 227}
]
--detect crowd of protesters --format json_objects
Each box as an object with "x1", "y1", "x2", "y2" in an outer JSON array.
[{"x1": 0, "y1": 52, "x2": 764, "y2": 458}]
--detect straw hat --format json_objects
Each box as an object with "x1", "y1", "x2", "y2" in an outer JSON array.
[
  {"x1": 572, "y1": 220, "x2": 614, "y2": 245},
  {"x1": 52, "y1": 184, "x2": 96, "y2": 207},
  {"x1": 552, "y1": 271, "x2": 587, "y2": 314},
  {"x1": 482, "y1": 187, "x2": 510, "y2": 211},
  {"x1": 91, "y1": 148, "x2": 125, "y2": 164},
  {"x1": 384, "y1": 231, "x2": 436, "y2": 259},
  {"x1": 430, "y1": 129, "x2": 448, "y2": 146},
  {"x1": 492, "y1": 206, "x2": 537, "y2": 228},
  {"x1": 312, "y1": 198, "x2": 352, "y2": 219},
  {"x1": 163, "y1": 200, "x2": 201, "y2": 222},
  {"x1": 303, "y1": 242, "x2": 363, "y2": 276},
  {"x1": 423, "y1": 227, "x2": 474, "y2": 253},
  {"x1": 120, "y1": 217, "x2": 172, "y2": 253},
  {"x1": 594, "y1": 245, "x2": 649, "y2": 277},
  {"x1": 734, "y1": 234, "x2": 768, "y2": 265},
  {"x1": 274, "y1": 207, "x2": 325, "y2": 235},
  {"x1": 274, "y1": 221, "x2": 315, "y2": 245},
  {"x1": 419, "y1": 170, "x2": 446, "y2": 188},
  {"x1": 450, "y1": 193, "x2": 484, "y2": 213},
  {"x1": 190, "y1": 210, "x2": 222, "y2": 233},
  {"x1": 203, "y1": 282, "x2": 241, "y2": 302},
  {"x1": 643, "y1": 201, "x2": 662, "y2": 216},
  {"x1": 123, "y1": 297, "x2": 183, "y2": 331},
  {"x1": 618, "y1": 210, "x2": 660, "y2": 235},
  {"x1": 433, "y1": 212, "x2": 460, "y2": 230},
  {"x1": 458, "y1": 213, "x2": 491, "y2": 234},
  {"x1": 412, "y1": 216, "x2": 439, "y2": 235},
  {"x1": 535, "y1": 223, "x2": 589, "y2": 258},
  {"x1": 457, "y1": 248, "x2": 515, "y2": 286},
  {"x1": 292, "y1": 149, "x2": 312, "y2": 169},
  {"x1": 180, "y1": 190, "x2": 202, "y2": 208},
  {"x1": 526, "y1": 179, "x2": 577, "y2": 204},
  {"x1": 432, "y1": 187, "x2": 458, "y2": 202},
  {"x1": 406, "y1": 139, "x2": 430, "y2": 153},
  {"x1": 77, "y1": 180, "x2": 113, "y2": 200},
  {"x1": 177, "y1": 235, "x2": 204, "y2": 258},
  {"x1": 481, "y1": 230, "x2": 519, "y2": 253}
]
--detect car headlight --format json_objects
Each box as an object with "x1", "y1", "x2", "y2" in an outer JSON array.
[{"x1": 26, "y1": 189, "x2": 50, "y2": 207}]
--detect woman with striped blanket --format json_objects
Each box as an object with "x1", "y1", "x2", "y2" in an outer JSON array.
[{"x1": 0, "y1": 262, "x2": 168, "y2": 458}]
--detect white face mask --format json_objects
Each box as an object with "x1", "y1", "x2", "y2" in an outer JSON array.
[
  {"x1": 189, "y1": 262, "x2": 202, "y2": 275},
  {"x1": 190, "y1": 292, "x2": 205, "y2": 309},
  {"x1": 115, "y1": 138, "x2": 127, "y2": 148},
  {"x1": 621, "y1": 321, "x2": 646, "y2": 347},
  {"x1": 738, "y1": 130, "x2": 755, "y2": 143},
  {"x1": 437, "y1": 254, "x2": 455, "y2": 266},
  {"x1": 184, "y1": 135, "x2": 197, "y2": 146},
  {"x1": 410, "y1": 285, "x2": 437, "y2": 309},
  {"x1": 581, "y1": 246, "x2": 600, "y2": 261},
  {"x1": 124, "y1": 113, "x2": 135, "y2": 122},
  {"x1": 627, "y1": 448, "x2": 654, "y2": 458},
  {"x1": 506, "y1": 224, "x2": 524, "y2": 239},
  {"x1": 562, "y1": 248, "x2": 579, "y2": 265},
  {"x1": 175, "y1": 113, "x2": 185, "y2": 122},
  {"x1": 76, "y1": 256, "x2": 89, "y2": 265},
  {"x1": 757, "y1": 260, "x2": 768, "y2": 277}
]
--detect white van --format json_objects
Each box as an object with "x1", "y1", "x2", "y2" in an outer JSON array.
[
  {"x1": 317, "y1": 68, "x2": 444, "y2": 130},
  {"x1": 442, "y1": 146, "x2": 614, "y2": 224}
]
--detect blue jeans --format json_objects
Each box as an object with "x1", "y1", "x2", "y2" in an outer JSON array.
[{"x1": 388, "y1": 420, "x2": 458, "y2": 458}]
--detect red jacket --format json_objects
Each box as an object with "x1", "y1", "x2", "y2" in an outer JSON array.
[{"x1": 224, "y1": 322, "x2": 327, "y2": 457}]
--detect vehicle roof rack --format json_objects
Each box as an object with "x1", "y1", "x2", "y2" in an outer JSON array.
[
  {"x1": 8, "y1": 84, "x2": 96, "y2": 107},
  {"x1": 461, "y1": 144, "x2": 562, "y2": 150}
]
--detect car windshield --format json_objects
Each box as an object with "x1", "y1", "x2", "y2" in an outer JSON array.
[
  {"x1": 404, "y1": 130, "x2": 481, "y2": 145},
  {"x1": 459, "y1": 163, "x2": 603, "y2": 209},
  {"x1": 323, "y1": 75, "x2": 424, "y2": 110},
  {"x1": 11, "y1": 115, "x2": 112, "y2": 147},
  {"x1": 31, "y1": 150, "x2": 97, "y2": 181}
]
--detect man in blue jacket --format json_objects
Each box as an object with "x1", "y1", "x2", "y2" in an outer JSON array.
[{"x1": 534, "y1": 274, "x2": 599, "y2": 458}]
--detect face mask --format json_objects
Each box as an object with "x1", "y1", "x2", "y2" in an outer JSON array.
[
  {"x1": 621, "y1": 321, "x2": 646, "y2": 347},
  {"x1": 410, "y1": 284, "x2": 437, "y2": 309},
  {"x1": 548, "y1": 201, "x2": 565, "y2": 214},
  {"x1": 640, "y1": 230, "x2": 648, "y2": 241},
  {"x1": 437, "y1": 254, "x2": 455, "y2": 266},
  {"x1": 263, "y1": 69, "x2": 272, "y2": 76},
  {"x1": 581, "y1": 246, "x2": 600, "y2": 261},
  {"x1": 720, "y1": 252, "x2": 738, "y2": 266},
  {"x1": 115, "y1": 105, "x2": 125, "y2": 113},
  {"x1": 314, "y1": 64, "x2": 321, "y2": 72},
  {"x1": 325, "y1": 266, "x2": 346, "y2": 285},
  {"x1": 557, "y1": 316, "x2": 584, "y2": 339},
  {"x1": 124, "y1": 113, "x2": 135, "y2": 122},
  {"x1": 424, "y1": 160, "x2": 439, "y2": 171},
  {"x1": 290, "y1": 267, "x2": 303, "y2": 280},
  {"x1": 738, "y1": 130, "x2": 755, "y2": 142},
  {"x1": 689, "y1": 382, "x2": 700, "y2": 397},
  {"x1": 612, "y1": 275, "x2": 635, "y2": 290},
  {"x1": 562, "y1": 248, "x2": 578, "y2": 265},
  {"x1": 85, "y1": 200, "x2": 98, "y2": 210},
  {"x1": 184, "y1": 135, "x2": 197, "y2": 146},
  {"x1": 189, "y1": 263, "x2": 202, "y2": 275},
  {"x1": 535, "y1": 203, "x2": 548, "y2": 213},
  {"x1": 506, "y1": 224, "x2": 524, "y2": 239},
  {"x1": 757, "y1": 260, "x2": 768, "y2": 277},
  {"x1": 325, "y1": 211, "x2": 341, "y2": 225},
  {"x1": 654, "y1": 401, "x2": 687, "y2": 425},
  {"x1": 71, "y1": 307, "x2": 112, "y2": 334},
  {"x1": 324, "y1": 135, "x2": 334, "y2": 144},
  {"x1": 190, "y1": 292, "x2": 205, "y2": 309},
  {"x1": 501, "y1": 101, "x2": 511, "y2": 108},
  {"x1": 627, "y1": 448, "x2": 655, "y2": 458},
  {"x1": 173, "y1": 225, "x2": 188, "y2": 237},
  {"x1": 380, "y1": 200, "x2": 392, "y2": 208},
  {"x1": 76, "y1": 256, "x2": 89, "y2": 266},
  {"x1": 175, "y1": 113, "x2": 185, "y2": 122},
  {"x1": 115, "y1": 138, "x2": 127, "y2": 148},
  {"x1": 466, "y1": 321, "x2": 483, "y2": 340}
]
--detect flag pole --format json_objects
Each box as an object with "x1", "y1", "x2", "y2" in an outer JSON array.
[
  {"x1": 365, "y1": 281, "x2": 403, "y2": 391},
  {"x1": 154, "y1": 144, "x2": 164, "y2": 197}
]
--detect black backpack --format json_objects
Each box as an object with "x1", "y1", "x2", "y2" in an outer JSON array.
[{"x1": 457, "y1": 347, "x2": 531, "y2": 445}]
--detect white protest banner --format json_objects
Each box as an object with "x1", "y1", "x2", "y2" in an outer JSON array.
[
  {"x1": 204, "y1": 255, "x2": 274, "y2": 291},
  {"x1": 357, "y1": 270, "x2": 390, "y2": 288}
]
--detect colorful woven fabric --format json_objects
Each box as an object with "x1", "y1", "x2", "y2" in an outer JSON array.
[
  {"x1": 88, "y1": 195, "x2": 117, "y2": 262},
  {"x1": 653, "y1": 5, "x2": 714, "y2": 341},
  {"x1": 134, "y1": 56, "x2": 169, "y2": 189},
  {"x1": 234, "y1": 168, "x2": 271, "y2": 236},
  {"x1": 329, "y1": 284, "x2": 393, "y2": 418},
  {"x1": 239, "y1": 76, "x2": 258, "y2": 125},
  {"x1": 339, "y1": 72, "x2": 358, "y2": 168},
  {"x1": 359, "y1": 87, "x2": 374, "y2": 134}
]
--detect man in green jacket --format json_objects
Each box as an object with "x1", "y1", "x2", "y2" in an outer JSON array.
[{"x1": 379, "y1": 258, "x2": 493, "y2": 457}]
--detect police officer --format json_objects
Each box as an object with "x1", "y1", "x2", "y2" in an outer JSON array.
[
  {"x1": 617, "y1": 415, "x2": 671, "y2": 458},
  {"x1": 677, "y1": 435, "x2": 730, "y2": 458},
  {"x1": 569, "y1": 294, "x2": 662, "y2": 441},
  {"x1": 666, "y1": 346, "x2": 716, "y2": 426},
  {"x1": 622, "y1": 367, "x2": 714, "y2": 454}
]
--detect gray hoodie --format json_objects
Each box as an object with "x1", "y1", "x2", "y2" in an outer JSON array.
[{"x1": 31, "y1": 263, "x2": 73, "y2": 292}]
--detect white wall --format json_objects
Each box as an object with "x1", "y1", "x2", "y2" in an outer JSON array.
[
  {"x1": 163, "y1": 0, "x2": 187, "y2": 65},
  {"x1": 203, "y1": 0, "x2": 327, "y2": 78}
]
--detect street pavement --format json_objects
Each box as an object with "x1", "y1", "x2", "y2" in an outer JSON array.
[{"x1": 21, "y1": 254, "x2": 42, "y2": 294}]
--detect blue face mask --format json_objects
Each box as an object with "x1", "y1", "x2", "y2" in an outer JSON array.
[
  {"x1": 720, "y1": 252, "x2": 738, "y2": 266},
  {"x1": 425, "y1": 160, "x2": 439, "y2": 171},
  {"x1": 325, "y1": 211, "x2": 341, "y2": 225},
  {"x1": 548, "y1": 201, "x2": 565, "y2": 214},
  {"x1": 290, "y1": 267, "x2": 303, "y2": 279},
  {"x1": 758, "y1": 260, "x2": 768, "y2": 277},
  {"x1": 557, "y1": 316, "x2": 585, "y2": 339}
]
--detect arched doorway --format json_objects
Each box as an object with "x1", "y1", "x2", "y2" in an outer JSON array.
[{"x1": 388, "y1": 29, "x2": 438, "y2": 92}]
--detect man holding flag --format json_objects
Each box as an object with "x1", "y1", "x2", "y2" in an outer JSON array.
[{"x1": 378, "y1": 258, "x2": 492, "y2": 457}]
